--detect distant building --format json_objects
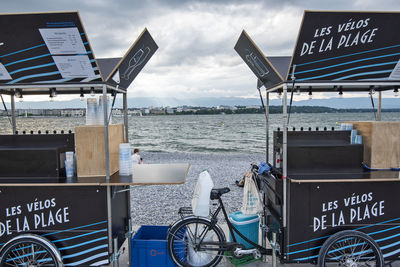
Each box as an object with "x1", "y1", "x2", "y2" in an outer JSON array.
[
  {"x1": 61, "y1": 109, "x2": 84, "y2": 117},
  {"x1": 150, "y1": 108, "x2": 166, "y2": 115},
  {"x1": 128, "y1": 110, "x2": 142, "y2": 116},
  {"x1": 245, "y1": 105, "x2": 261, "y2": 109},
  {"x1": 166, "y1": 107, "x2": 174, "y2": 114},
  {"x1": 217, "y1": 105, "x2": 230, "y2": 110},
  {"x1": 112, "y1": 109, "x2": 123, "y2": 116}
]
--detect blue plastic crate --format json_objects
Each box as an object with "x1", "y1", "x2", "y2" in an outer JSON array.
[{"x1": 131, "y1": 225, "x2": 185, "y2": 267}]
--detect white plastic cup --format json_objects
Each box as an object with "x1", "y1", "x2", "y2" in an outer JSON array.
[
  {"x1": 350, "y1": 129, "x2": 358, "y2": 144},
  {"x1": 66, "y1": 151, "x2": 74, "y2": 163},
  {"x1": 341, "y1": 123, "x2": 353, "y2": 131},
  {"x1": 97, "y1": 96, "x2": 112, "y2": 125},
  {"x1": 86, "y1": 98, "x2": 98, "y2": 125},
  {"x1": 119, "y1": 143, "x2": 132, "y2": 176},
  {"x1": 65, "y1": 160, "x2": 74, "y2": 178}
]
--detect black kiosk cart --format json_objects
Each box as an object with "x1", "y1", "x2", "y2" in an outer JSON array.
[
  {"x1": 0, "y1": 11, "x2": 188, "y2": 266},
  {"x1": 235, "y1": 10, "x2": 400, "y2": 266}
]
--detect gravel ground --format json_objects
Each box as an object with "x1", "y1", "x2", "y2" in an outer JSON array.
[{"x1": 130, "y1": 152, "x2": 265, "y2": 225}]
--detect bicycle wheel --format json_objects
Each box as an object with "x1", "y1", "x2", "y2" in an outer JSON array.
[
  {"x1": 0, "y1": 234, "x2": 63, "y2": 267},
  {"x1": 317, "y1": 230, "x2": 384, "y2": 267},
  {"x1": 168, "y1": 217, "x2": 226, "y2": 267}
]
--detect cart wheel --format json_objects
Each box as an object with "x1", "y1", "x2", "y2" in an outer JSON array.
[
  {"x1": 317, "y1": 230, "x2": 384, "y2": 267},
  {"x1": 168, "y1": 217, "x2": 226, "y2": 267},
  {"x1": 0, "y1": 234, "x2": 63, "y2": 267}
]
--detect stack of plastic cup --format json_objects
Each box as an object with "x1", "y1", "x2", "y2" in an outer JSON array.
[
  {"x1": 340, "y1": 123, "x2": 353, "y2": 130},
  {"x1": 65, "y1": 151, "x2": 74, "y2": 178},
  {"x1": 86, "y1": 98, "x2": 98, "y2": 125},
  {"x1": 350, "y1": 129, "x2": 358, "y2": 144},
  {"x1": 355, "y1": 135, "x2": 363, "y2": 144},
  {"x1": 119, "y1": 143, "x2": 132, "y2": 176},
  {"x1": 97, "y1": 96, "x2": 112, "y2": 125}
]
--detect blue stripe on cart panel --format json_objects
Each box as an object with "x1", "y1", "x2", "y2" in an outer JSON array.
[
  {"x1": 62, "y1": 244, "x2": 108, "y2": 259},
  {"x1": 293, "y1": 44, "x2": 400, "y2": 67},
  {"x1": 52, "y1": 229, "x2": 107, "y2": 243},
  {"x1": 58, "y1": 236, "x2": 108, "y2": 251},
  {"x1": 63, "y1": 251, "x2": 109, "y2": 266},
  {"x1": 288, "y1": 217, "x2": 400, "y2": 247}
]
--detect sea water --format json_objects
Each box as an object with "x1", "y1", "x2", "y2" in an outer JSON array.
[{"x1": 1, "y1": 112, "x2": 399, "y2": 154}]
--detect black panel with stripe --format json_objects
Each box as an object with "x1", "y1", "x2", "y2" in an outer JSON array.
[{"x1": 0, "y1": 12, "x2": 101, "y2": 84}]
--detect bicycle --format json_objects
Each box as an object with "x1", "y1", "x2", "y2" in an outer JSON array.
[
  {"x1": 167, "y1": 165, "x2": 386, "y2": 267},
  {"x1": 167, "y1": 165, "x2": 271, "y2": 267}
]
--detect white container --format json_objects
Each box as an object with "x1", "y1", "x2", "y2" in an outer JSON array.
[
  {"x1": 66, "y1": 151, "x2": 74, "y2": 163},
  {"x1": 350, "y1": 129, "x2": 358, "y2": 144},
  {"x1": 86, "y1": 98, "x2": 98, "y2": 125},
  {"x1": 65, "y1": 160, "x2": 74, "y2": 178},
  {"x1": 192, "y1": 170, "x2": 214, "y2": 217},
  {"x1": 119, "y1": 143, "x2": 132, "y2": 176},
  {"x1": 340, "y1": 123, "x2": 353, "y2": 131},
  {"x1": 98, "y1": 95, "x2": 112, "y2": 125}
]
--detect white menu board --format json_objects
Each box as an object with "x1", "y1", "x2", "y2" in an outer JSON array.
[
  {"x1": 389, "y1": 60, "x2": 400, "y2": 80},
  {"x1": 53, "y1": 55, "x2": 96, "y2": 78},
  {"x1": 39, "y1": 27, "x2": 86, "y2": 55},
  {"x1": 0, "y1": 63, "x2": 12, "y2": 80}
]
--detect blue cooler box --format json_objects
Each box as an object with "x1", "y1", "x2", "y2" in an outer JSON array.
[
  {"x1": 131, "y1": 225, "x2": 185, "y2": 267},
  {"x1": 229, "y1": 211, "x2": 259, "y2": 249}
]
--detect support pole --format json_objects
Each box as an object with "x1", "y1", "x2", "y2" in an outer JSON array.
[
  {"x1": 123, "y1": 92, "x2": 129, "y2": 142},
  {"x1": 377, "y1": 91, "x2": 382, "y2": 121},
  {"x1": 10, "y1": 94, "x2": 16, "y2": 134},
  {"x1": 272, "y1": 232, "x2": 277, "y2": 267},
  {"x1": 103, "y1": 85, "x2": 110, "y2": 180},
  {"x1": 282, "y1": 84, "x2": 288, "y2": 228},
  {"x1": 266, "y1": 92, "x2": 269, "y2": 163},
  {"x1": 262, "y1": 91, "x2": 269, "y2": 264},
  {"x1": 103, "y1": 85, "x2": 113, "y2": 256}
]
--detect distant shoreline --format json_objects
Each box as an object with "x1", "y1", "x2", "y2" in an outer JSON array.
[{"x1": 1, "y1": 106, "x2": 399, "y2": 117}]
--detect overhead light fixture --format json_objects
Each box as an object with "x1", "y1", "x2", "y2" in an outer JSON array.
[
  {"x1": 338, "y1": 86, "x2": 343, "y2": 98},
  {"x1": 15, "y1": 89, "x2": 23, "y2": 102},
  {"x1": 80, "y1": 88, "x2": 85, "y2": 101},
  {"x1": 90, "y1": 87, "x2": 95, "y2": 96},
  {"x1": 308, "y1": 86, "x2": 313, "y2": 100},
  {"x1": 369, "y1": 86, "x2": 375, "y2": 95},
  {"x1": 15, "y1": 89, "x2": 22, "y2": 98},
  {"x1": 49, "y1": 88, "x2": 57, "y2": 102},
  {"x1": 296, "y1": 86, "x2": 301, "y2": 95},
  {"x1": 394, "y1": 87, "x2": 399, "y2": 97},
  {"x1": 49, "y1": 88, "x2": 57, "y2": 97}
]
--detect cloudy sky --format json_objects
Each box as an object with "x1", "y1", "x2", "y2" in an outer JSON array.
[{"x1": 3, "y1": 0, "x2": 400, "y2": 104}]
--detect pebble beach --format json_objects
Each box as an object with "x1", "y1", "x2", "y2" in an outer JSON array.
[{"x1": 130, "y1": 152, "x2": 265, "y2": 225}]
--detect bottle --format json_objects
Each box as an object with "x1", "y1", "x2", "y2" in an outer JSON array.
[{"x1": 192, "y1": 170, "x2": 214, "y2": 217}]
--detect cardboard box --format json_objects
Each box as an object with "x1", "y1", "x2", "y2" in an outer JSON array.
[
  {"x1": 75, "y1": 124, "x2": 124, "y2": 177},
  {"x1": 350, "y1": 121, "x2": 400, "y2": 169}
]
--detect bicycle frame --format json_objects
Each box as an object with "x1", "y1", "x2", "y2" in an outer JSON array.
[{"x1": 205, "y1": 195, "x2": 272, "y2": 255}]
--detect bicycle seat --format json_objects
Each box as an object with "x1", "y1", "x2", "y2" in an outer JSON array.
[{"x1": 210, "y1": 187, "x2": 230, "y2": 200}]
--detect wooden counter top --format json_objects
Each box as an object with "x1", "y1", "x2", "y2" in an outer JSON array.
[{"x1": 0, "y1": 163, "x2": 189, "y2": 187}]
